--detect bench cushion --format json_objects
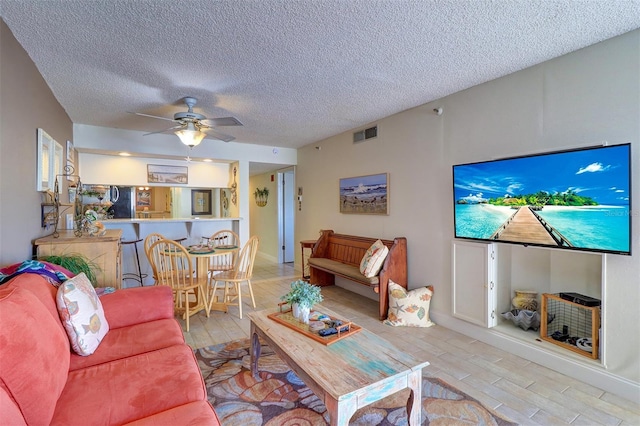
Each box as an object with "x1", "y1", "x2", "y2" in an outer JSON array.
[{"x1": 308, "y1": 258, "x2": 379, "y2": 286}]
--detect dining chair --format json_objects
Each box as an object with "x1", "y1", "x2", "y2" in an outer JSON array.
[
  {"x1": 206, "y1": 230, "x2": 240, "y2": 276},
  {"x1": 147, "y1": 239, "x2": 209, "y2": 331},
  {"x1": 143, "y1": 232, "x2": 165, "y2": 285},
  {"x1": 208, "y1": 236, "x2": 259, "y2": 319}
]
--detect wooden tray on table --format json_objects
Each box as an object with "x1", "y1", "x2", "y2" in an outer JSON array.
[{"x1": 268, "y1": 303, "x2": 361, "y2": 345}]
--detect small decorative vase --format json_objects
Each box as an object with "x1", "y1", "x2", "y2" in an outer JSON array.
[
  {"x1": 292, "y1": 302, "x2": 301, "y2": 320},
  {"x1": 299, "y1": 305, "x2": 311, "y2": 324},
  {"x1": 512, "y1": 290, "x2": 538, "y2": 311},
  {"x1": 291, "y1": 303, "x2": 311, "y2": 324}
]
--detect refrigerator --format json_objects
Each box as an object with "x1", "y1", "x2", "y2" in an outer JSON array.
[{"x1": 108, "y1": 186, "x2": 135, "y2": 219}]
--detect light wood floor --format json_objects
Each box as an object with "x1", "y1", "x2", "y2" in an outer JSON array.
[{"x1": 179, "y1": 258, "x2": 639, "y2": 425}]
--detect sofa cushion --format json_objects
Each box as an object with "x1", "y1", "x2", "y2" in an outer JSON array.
[
  {"x1": 122, "y1": 401, "x2": 220, "y2": 425},
  {"x1": 5, "y1": 272, "x2": 63, "y2": 324},
  {"x1": 384, "y1": 280, "x2": 435, "y2": 327},
  {"x1": 100, "y1": 285, "x2": 175, "y2": 329},
  {"x1": 56, "y1": 273, "x2": 110, "y2": 356},
  {"x1": 69, "y1": 318, "x2": 185, "y2": 371},
  {"x1": 308, "y1": 257, "x2": 379, "y2": 286},
  {"x1": 359, "y1": 239, "x2": 389, "y2": 278},
  {"x1": 0, "y1": 285, "x2": 70, "y2": 425},
  {"x1": 1, "y1": 383, "x2": 28, "y2": 426},
  {"x1": 51, "y1": 345, "x2": 207, "y2": 425}
]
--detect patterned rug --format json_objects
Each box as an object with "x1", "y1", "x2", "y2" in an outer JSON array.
[{"x1": 195, "y1": 339, "x2": 516, "y2": 425}]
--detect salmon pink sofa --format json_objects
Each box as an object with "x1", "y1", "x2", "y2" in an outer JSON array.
[{"x1": 0, "y1": 272, "x2": 220, "y2": 425}]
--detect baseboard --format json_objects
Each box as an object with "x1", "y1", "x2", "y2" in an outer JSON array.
[
  {"x1": 256, "y1": 251, "x2": 302, "y2": 274},
  {"x1": 430, "y1": 310, "x2": 640, "y2": 403},
  {"x1": 256, "y1": 251, "x2": 278, "y2": 263}
]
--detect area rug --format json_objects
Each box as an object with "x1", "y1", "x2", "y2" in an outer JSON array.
[{"x1": 195, "y1": 339, "x2": 516, "y2": 425}]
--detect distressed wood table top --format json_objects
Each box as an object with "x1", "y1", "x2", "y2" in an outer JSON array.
[{"x1": 248, "y1": 305, "x2": 429, "y2": 425}]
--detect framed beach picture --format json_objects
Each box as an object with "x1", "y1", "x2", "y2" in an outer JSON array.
[
  {"x1": 147, "y1": 164, "x2": 188, "y2": 184},
  {"x1": 339, "y1": 173, "x2": 389, "y2": 215}
]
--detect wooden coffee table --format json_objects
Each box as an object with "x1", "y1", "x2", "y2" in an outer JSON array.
[{"x1": 248, "y1": 305, "x2": 429, "y2": 425}]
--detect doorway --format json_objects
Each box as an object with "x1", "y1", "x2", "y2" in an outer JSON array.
[{"x1": 277, "y1": 168, "x2": 295, "y2": 263}]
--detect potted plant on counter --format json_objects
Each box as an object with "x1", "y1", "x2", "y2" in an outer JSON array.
[{"x1": 281, "y1": 279, "x2": 323, "y2": 324}]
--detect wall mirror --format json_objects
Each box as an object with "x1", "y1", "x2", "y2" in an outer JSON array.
[{"x1": 37, "y1": 129, "x2": 64, "y2": 192}]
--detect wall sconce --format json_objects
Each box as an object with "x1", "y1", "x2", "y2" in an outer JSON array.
[{"x1": 254, "y1": 187, "x2": 269, "y2": 207}]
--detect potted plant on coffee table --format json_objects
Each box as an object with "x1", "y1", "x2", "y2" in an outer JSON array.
[{"x1": 281, "y1": 279, "x2": 323, "y2": 324}]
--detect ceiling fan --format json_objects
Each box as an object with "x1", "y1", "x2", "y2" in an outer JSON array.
[{"x1": 131, "y1": 97, "x2": 242, "y2": 147}]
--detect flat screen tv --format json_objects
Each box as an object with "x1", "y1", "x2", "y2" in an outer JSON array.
[{"x1": 453, "y1": 143, "x2": 631, "y2": 255}]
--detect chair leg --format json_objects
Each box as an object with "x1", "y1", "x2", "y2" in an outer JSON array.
[
  {"x1": 200, "y1": 285, "x2": 209, "y2": 318},
  {"x1": 237, "y1": 282, "x2": 243, "y2": 319},
  {"x1": 246, "y1": 279, "x2": 256, "y2": 308},
  {"x1": 184, "y1": 290, "x2": 190, "y2": 332}
]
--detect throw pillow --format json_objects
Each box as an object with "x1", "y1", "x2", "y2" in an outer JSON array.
[
  {"x1": 56, "y1": 273, "x2": 109, "y2": 356},
  {"x1": 384, "y1": 280, "x2": 435, "y2": 327},
  {"x1": 359, "y1": 239, "x2": 389, "y2": 278}
]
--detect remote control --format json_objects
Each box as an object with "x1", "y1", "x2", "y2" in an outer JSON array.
[{"x1": 318, "y1": 325, "x2": 349, "y2": 337}]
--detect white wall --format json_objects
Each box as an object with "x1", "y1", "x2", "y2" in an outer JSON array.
[
  {"x1": 296, "y1": 30, "x2": 639, "y2": 391},
  {"x1": 78, "y1": 153, "x2": 230, "y2": 188}
]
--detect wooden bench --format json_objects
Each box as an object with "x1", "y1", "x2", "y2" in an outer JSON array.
[{"x1": 308, "y1": 230, "x2": 408, "y2": 320}]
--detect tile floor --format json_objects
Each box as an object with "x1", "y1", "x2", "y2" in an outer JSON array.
[{"x1": 179, "y1": 258, "x2": 640, "y2": 425}]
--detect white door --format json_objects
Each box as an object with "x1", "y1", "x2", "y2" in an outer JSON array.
[
  {"x1": 278, "y1": 169, "x2": 295, "y2": 263},
  {"x1": 451, "y1": 240, "x2": 497, "y2": 328}
]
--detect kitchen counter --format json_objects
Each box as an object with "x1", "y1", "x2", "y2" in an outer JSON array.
[
  {"x1": 100, "y1": 218, "x2": 242, "y2": 287},
  {"x1": 104, "y1": 217, "x2": 241, "y2": 223}
]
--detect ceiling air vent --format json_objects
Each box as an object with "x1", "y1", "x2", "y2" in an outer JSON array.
[{"x1": 353, "y1": 125, "x2": 377, "y2": 143}]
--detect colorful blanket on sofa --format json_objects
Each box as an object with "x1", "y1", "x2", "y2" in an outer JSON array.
[{"x1": 0, "y1": 260, "x2": 73, "y2": 286}]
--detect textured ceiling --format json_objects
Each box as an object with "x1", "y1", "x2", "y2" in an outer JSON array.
[{"x1": 2, "y1": 0, "x2": 639, "y2": 151}]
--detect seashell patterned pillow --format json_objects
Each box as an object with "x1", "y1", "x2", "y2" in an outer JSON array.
[
  {"x1": 56, "y1": 273, "x2": 109, "y2": 356},
  {"x1": 384, "y1": 280, "x2": 435, "y2": 328}
]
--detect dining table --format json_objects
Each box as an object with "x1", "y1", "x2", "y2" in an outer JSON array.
[{"x1": 184, "y1": 244, "x2": 239, "y2": 313}]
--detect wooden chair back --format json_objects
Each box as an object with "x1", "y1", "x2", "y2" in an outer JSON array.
[
  {"x1": 144, "y1": 233, "x2": 166, "y2": 284},
  {"x1": 147, "y1": 239, "x2": 195, "y2": 290},
  {"x1": 232, "y1": 235, "x2": 259, "y2": 280},
  {"x1": 207, "y1": 230, "x2": 240, "y2": 273}
]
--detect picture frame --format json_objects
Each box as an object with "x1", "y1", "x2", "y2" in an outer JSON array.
[
  {"x1": 191, "y1": 189, "x2": 212, "y2": 215},
  {"x1": 136, "y1": 190, "x2": 151, "y2": 207},
  {"x1": 36, "y1": 129, "x2": 52, "y2": 191},
  {"x1": 66, "y1": 140, "x2": 74, "y2": 162},
  {"x1": 147, "y1": 164, "x2": 188, "y2": 184},
  {"x1": 53, "y1": 140, "x2": 63, "y2": 187},
  {"x1": 339, "y1": 172, "x2": 389, "y2": 215}
]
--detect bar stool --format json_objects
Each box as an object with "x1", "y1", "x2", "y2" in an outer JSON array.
[{"x1": 121, "y1": 238, "x2": 147, "y2": 286}]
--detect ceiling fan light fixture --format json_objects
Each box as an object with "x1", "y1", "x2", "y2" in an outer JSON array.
[{"x1": 175, "y1": 122, "x2": 206, "y2": 147}]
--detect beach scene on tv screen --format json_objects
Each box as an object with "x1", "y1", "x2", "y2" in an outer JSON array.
[{"x1": 453, "y1": 145, "x2": 630, "y2": 253}]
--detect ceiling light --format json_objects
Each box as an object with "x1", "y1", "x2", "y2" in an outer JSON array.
[
  {"x1": 175, "y1": 122, "x2": 206, "y2": 147},
  {"x1": 119, "y1": 152, "x2": 131, "y2": 156}
]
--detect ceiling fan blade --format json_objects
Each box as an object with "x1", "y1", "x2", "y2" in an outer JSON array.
[
  {"x1": 201, "y1": 116, "x2": 243, "y2": 126},
  {"x1": 201, "y1": 128, "x2": 236, "y2": 142},
  {"x1": 129, "y1": 111, "x2": 178, "y2": 123},
  {"x1": 142, "y1": 125, "x2": 184, "y2": 136}
]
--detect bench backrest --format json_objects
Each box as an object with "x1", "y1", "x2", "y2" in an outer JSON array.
[{"x1": 318, "y1": 233, "x2": 395, "y2": 267}]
